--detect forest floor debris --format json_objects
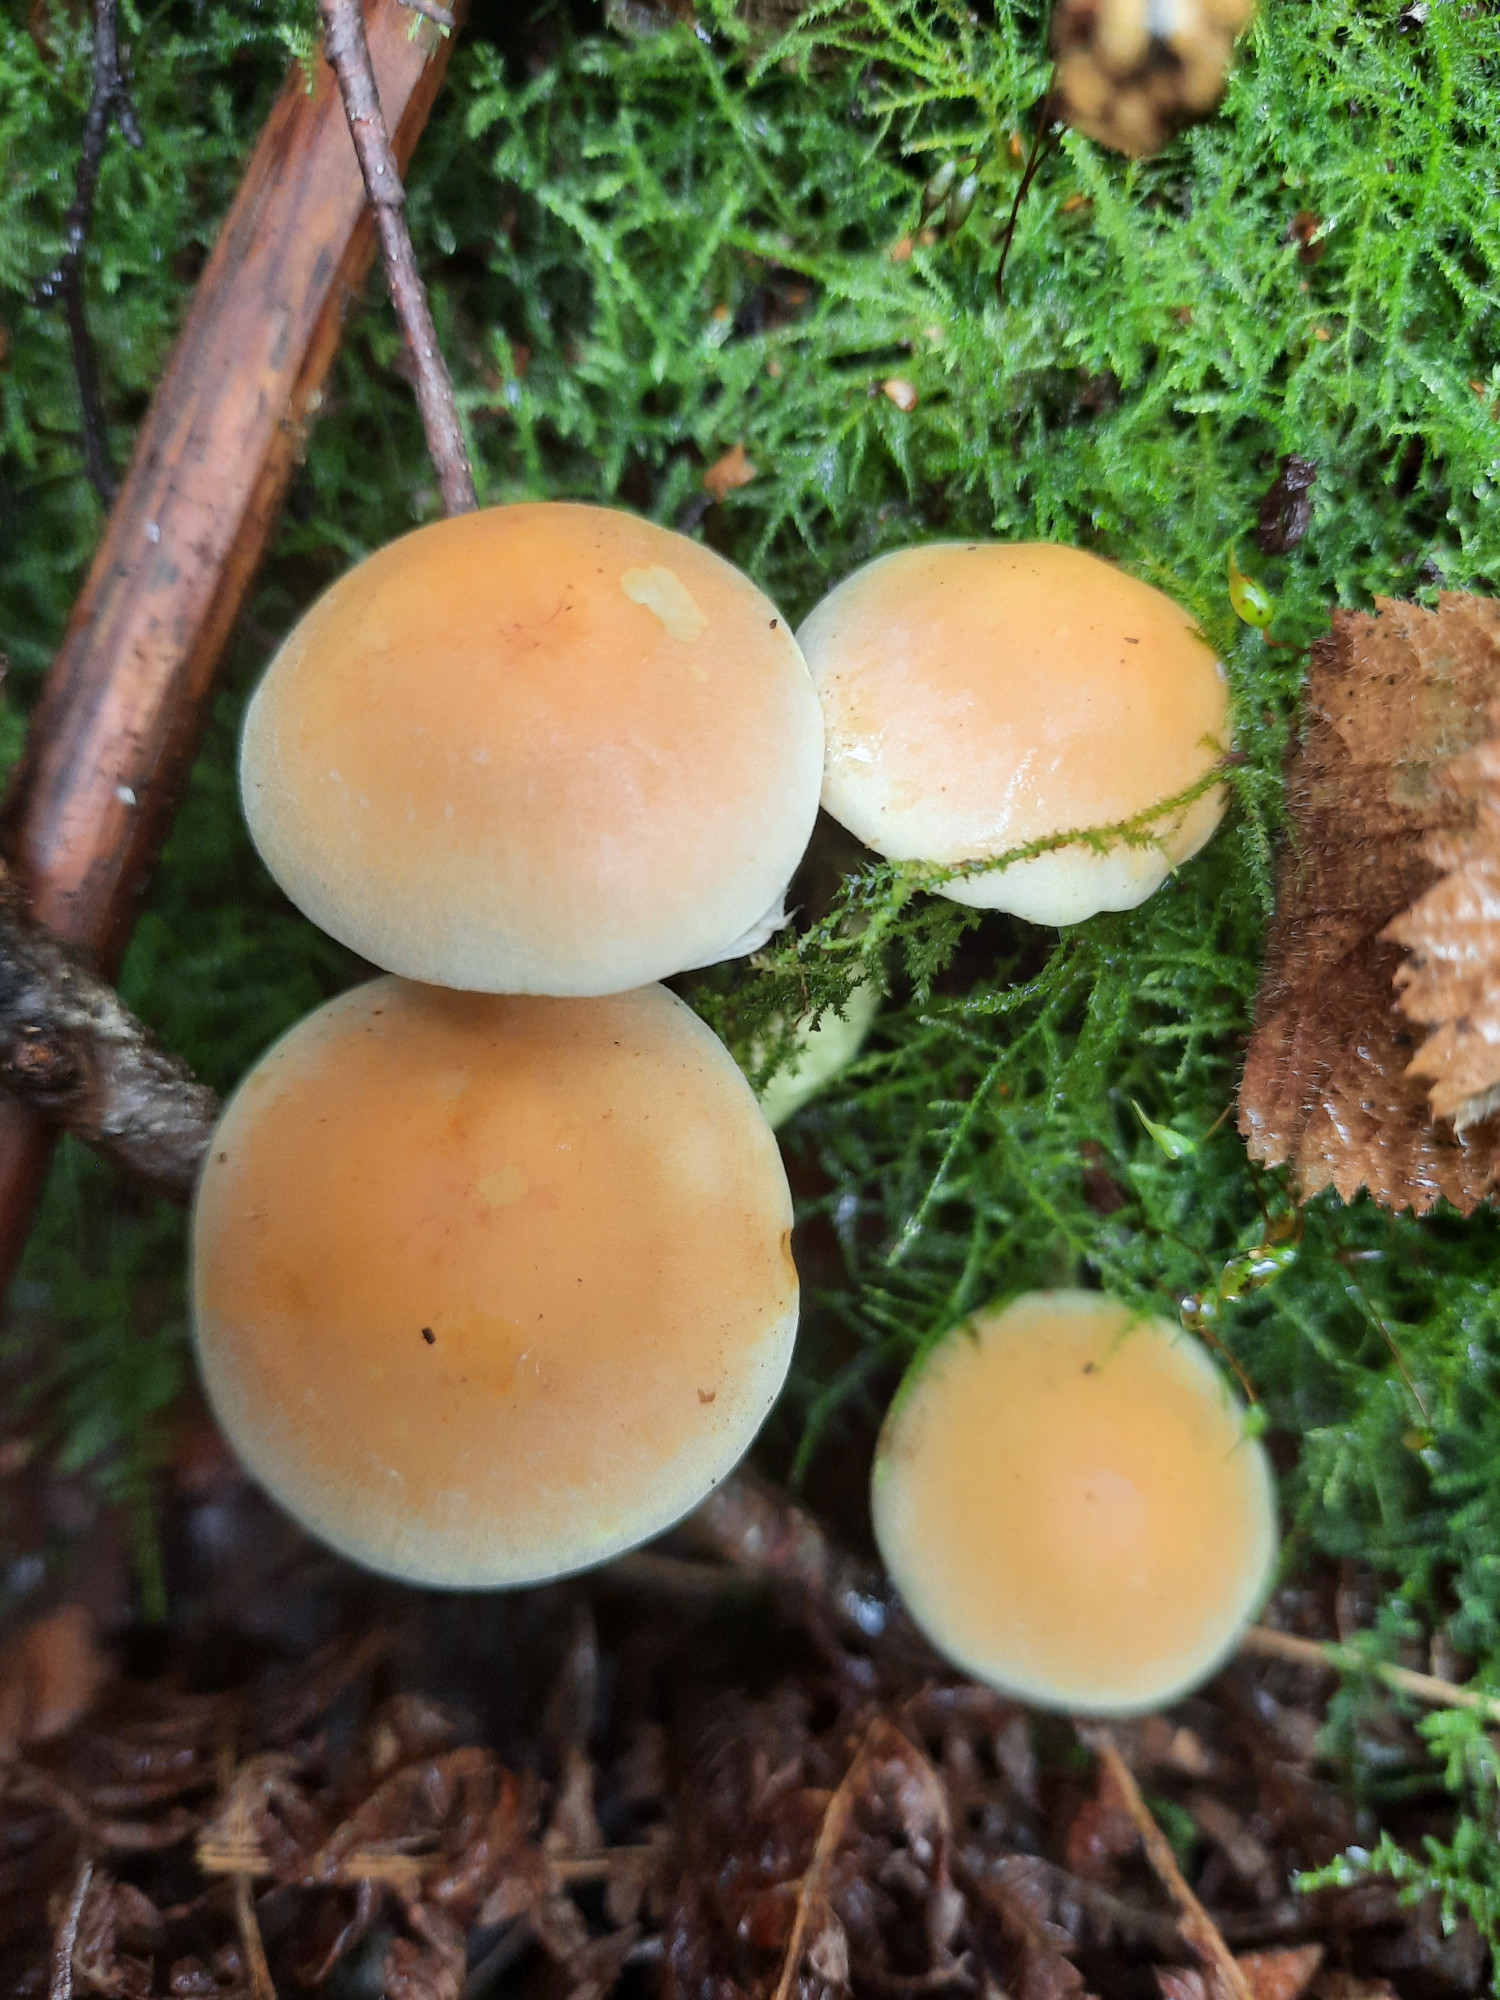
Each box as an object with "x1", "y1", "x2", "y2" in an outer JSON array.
[{"x1": 0, "y1": 1462, "x2": 1489, "y2": 1999}]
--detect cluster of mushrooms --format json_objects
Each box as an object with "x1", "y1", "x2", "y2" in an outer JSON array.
[{"x1": 192, "y1": 502, "x2": 1276, "y2": 1717}]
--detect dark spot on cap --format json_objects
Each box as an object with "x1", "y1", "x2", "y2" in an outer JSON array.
[
  {"x1": 1124, "y1": 636, "x2": 1140, "y2": 644},
  {"x1": 698, "y1": 1388, "x2": 717, "y2": 1404},
  {"x1": 1082, "y1": 1360, "x2": 1097, "y2": 1374},
  {"x1": 422, "y1": 1327, "x2": 436, "y2": 1345},
  {"x1": 217, "y1": 1152, "x2": 227, "y2": 1164},
  {"x1": 770, "y1": 618, "x2": 779, "y2": 628}
]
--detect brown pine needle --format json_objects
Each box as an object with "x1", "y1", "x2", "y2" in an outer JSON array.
[
  {"x1": 48, "y1": 1855, "x2": 92, "y2": 2000},
  {"x1": 233, "y1": 1871, "x2": 277, "y2": 2000},
  {"x1": 1241, "y1": 1624, "x2": 1500, "y2": 1723},
  {"x1": 1092, "y1": 1738, "x2": 1253, "y2": 2000},
  {"x1": 771, "y1": 1724, "x2": 875, "y2": 2000}
]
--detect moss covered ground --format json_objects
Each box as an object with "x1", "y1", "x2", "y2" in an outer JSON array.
[{"x1": 3, "y1": 0, "x2": 1500, "y2": 1948}]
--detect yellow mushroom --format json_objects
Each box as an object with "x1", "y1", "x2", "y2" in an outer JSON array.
[
  {"x1": 241, "y1": 504, "x2": 823, "y2": 994},
  {"x1": 798, "y1": 543, "x2": 1229, "y2": 925},
  {"x1": 871, "y1": 1290, "x2": 1276, "y2": 1713},
  {"x1": 192, "y1": 979, "x2": 800, "y2": 1587}
]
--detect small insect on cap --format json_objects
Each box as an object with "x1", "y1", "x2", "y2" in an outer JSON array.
[
  {"x1": 799, "y1": 543, "x2": 1229, "y2": 926},
  {"x1": 240, "y1": 504, "x2": 824, "y2": 995},
  {"x1": 191, "y1": 979, "x2": 800, "y2": 1588},
  {"x1": 871, "y1": 1291, "x2": 1276, "y2": 1714}
]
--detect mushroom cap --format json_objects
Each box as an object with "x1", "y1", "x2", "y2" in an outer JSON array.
[
  {"x1": 240, "y1": 504, "x2": 823, "y2": 995},
  {"x1": 191, "y1": 979, "x2": 799, "y2": 1587},
  {"x1": 754, "y1": 979, "x2": 881, "y2": 1129},
  {"x1": 798, "y1": 543, "x2": 1230, "y2": 925},
  {"x1": 871, "y1": 1290, "x2": 1276, "y2": 1714}
]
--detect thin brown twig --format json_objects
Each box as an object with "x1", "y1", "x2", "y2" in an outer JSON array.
[
  {"x1": 48, "y1": 1853, "x2": 93, "y2": 2000},
  {"x1": 994, "y1": 91, "x2": 1060, "y2": 306},
  {"x1": 234, "y1": 1871, "x2": 278, "y2": 2000},
  {"x1": 771, "y1": 1721, "x2": 876, "y2": 2000},
  {"x1": 1240, "y1": 1624, "x2": 1500, "y2": 1723},
  {"x1": 212, "y1": 1730, "x2": 278, "y2": 2000},
  {"x1": 37, "y1": 0, "x2": 143, "y2": 502},
  {"x1": 317, "y1": 0, "x2": 476, "y2": 517},
  {"x1": 1089, "y1": 1738, "x2": 1253, "y2": 2000}
]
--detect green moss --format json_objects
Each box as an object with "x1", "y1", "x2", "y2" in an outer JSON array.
[{"x1": 3, "y1": 0, "x2": 1500, "y2": 1940}]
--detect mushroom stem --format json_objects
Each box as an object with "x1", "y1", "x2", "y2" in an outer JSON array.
[{"x1": 316, "y1": 0, "x2": 476, "y2": 517}]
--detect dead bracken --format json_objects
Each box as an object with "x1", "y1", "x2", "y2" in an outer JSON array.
[{"x1": 1239, "y1": 593, "x2": 1500, "y2": 1211}]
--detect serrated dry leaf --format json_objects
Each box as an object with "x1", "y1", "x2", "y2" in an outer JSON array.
[
  {"x1": 1239, "y1": 594, "x2": 1500, "y2": 1213},
  {"x1": 1385, "y1": 607, "x2": 1500, "y2": 1129}
]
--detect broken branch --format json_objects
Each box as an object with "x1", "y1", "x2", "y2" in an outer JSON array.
[{"x1": 0, "y1": 865, "x2": 217, "y2": 1200}]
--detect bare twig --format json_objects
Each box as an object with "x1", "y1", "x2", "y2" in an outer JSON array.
[
  {"x1": 1088, "y1": 1738, "x2": 1253, "y2": 2000},
  {"x1": 37, "y1": 0, "x2": 143, "y2": 502},
  {"x1": 48, "y1": 1853, "x2": 93, "y2": 2000},
  {"x1": 317, "y1": 0, "x2": 476, "y2": 516},
  {"x1": 0, "y1": 865, "x2": 217, "y2": 1200},
  {"x1": 1241, "y1": 1624, "x2": 1500, "y2": 1724}
]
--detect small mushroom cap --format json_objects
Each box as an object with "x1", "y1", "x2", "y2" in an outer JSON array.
[
  {"x1": 871, "y1": 1290, "x2": 1276, "y2": 1714},
  {"x1": 754, "y1": 978, "x2": 881, "y2": 1129},
  {"x1": 240, "y1": 504, "x2": 823, "y2": 994},
  {"x1": 798, "y1": 543, "x2": 1230, "y2": 925},
  {"x1": 191, "y1": 979, "x2": 799, "y2": 1587}
]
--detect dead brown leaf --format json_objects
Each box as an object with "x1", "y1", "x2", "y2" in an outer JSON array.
[
  {"x1": 1063, "y1": 1763, "x2": 1140, "y2": 1887},
  {"x1": 965, "y1": 1853, "x2": 1086, "y2": 2000},
  {"x1": 1237, "y1": 1946, "x2": 1323, "y2": 2000},
  {"x1": 70, "y1": 1872, "x2": 162, "y2": 1999},
  {"x1": 1239, "y1": 594, "x2": 1500, "y2": 1211},
  {"x1": 1386, "y1": 634, "x2": 1500, "y2": 1128},
  {"x1": 384, "y1": 1902, "x2": 467, "y2": 2000},
  {"x1": 0, "y1": 1607, "x2": 106, "y2": 1756},
  {"x1": 1156, "y1": 1973, "x2": 1209, "y2": 2000},
  {"x1": 702, "y1": 442, "x2": 758, "y2": 503}
]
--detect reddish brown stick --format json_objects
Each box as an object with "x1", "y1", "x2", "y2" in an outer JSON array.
[{"x1": 0, "y1": 1, "x2": 460, "y2": 1283}]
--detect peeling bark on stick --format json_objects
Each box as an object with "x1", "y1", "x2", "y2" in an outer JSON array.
[
  {"x1": 0, "y1": 870, "x2": 217, "y2": 1201},
  {"x1": 0, "y1": 0, "x2": 461, "y2": 1284}
]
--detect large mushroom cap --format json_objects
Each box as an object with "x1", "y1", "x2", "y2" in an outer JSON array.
[
  {"x1": 871, "y1": 1290, "x2": 1277, "y2": 1714},
  {"x1": 799, "y1": 543, "x2": 1230, "y2": 925},
  {"x1": 240, "y1": 504, "x2": 823, "y2": 994},
  {"x1": 191, "y1": 979, "x2": 799, "y2": 1587}
]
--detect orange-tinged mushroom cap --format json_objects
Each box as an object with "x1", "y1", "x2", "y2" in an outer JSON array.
[
  {"x1": 871, "y1": 1291, "x2": 1276, "y2": 1714},
  {"x1": 191, "y1": 979, "x2": 799, "y2": 1587},
  {"x1": 240, "y1": 504, "x2": 823, "y2": 994},
  {"x1": 798, "y1": 544, "x2": 1230, "y2": 924}
]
